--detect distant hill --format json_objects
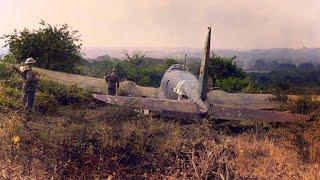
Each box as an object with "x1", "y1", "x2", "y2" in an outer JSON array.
[
  {"x1": 91, "y1": 53, "x2": 167, "y2": 66},
  {"x1": 82, "y1": 47, "x2": 320, "y2": 69},
  {"x1": 82, "y1": 46, "x2": 202, "y2": 59}
]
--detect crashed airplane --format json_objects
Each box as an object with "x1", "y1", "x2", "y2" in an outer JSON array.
[{"x1": 93, "y1": 27, "x2": 310, "y2": 122}]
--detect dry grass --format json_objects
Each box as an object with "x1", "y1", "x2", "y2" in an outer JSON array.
[{"x1": 1, "y1": 105, "x2": 319, "y2": 179}]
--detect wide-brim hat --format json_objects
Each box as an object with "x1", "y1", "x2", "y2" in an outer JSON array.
[{"x1": 25, "y1": 58, "x2": 36, "y2": 64}]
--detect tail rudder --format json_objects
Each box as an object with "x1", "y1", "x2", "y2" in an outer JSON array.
[{"x1": 199, "y1": 27, "x2": 211, "y2": 101}]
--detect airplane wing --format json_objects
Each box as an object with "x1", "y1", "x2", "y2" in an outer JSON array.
[
  {"x1": 35, "y1": 68, "x2": 158, "y2": 97},
  {"x1": 207, "y1": 90, "x2": 280, "y2": 110},
  {"x1": 92, "y1": 94, "x2": 200, "y2": 114},
  {"x1": 208, "y1": 104, "x2": 310, "y2": 122},
  {"x1": 93, "y1": 94, "x2": 310, "y2": 122}
]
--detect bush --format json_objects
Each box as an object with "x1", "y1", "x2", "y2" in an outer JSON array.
[
  {"x1": 208, "y1": 56, "x2": 261, "y2": 93},
  {"x1": 0, "y1": 87, "x2": 23, "y2": 109},
  {"x1": 38, "y1": 80, "x2": 93, "y2": 106},
  {"x1": 0, "y1": 64, "x2": 14, "y2": 79},
  {"x1": 2, "y1": 54, "x2": 16, "y2": 64},
  {"x1": 215, "y1": 77, "x2": 260, "y2": 93},
  {"x1": 291, "y1": 96, "x2": 319, "y2": 115}
]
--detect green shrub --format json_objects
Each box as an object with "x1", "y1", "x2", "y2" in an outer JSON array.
[
  {"x1": 38, "y1": 80, "x2": 93, "y2": 106},
  {"x1": 0, "y1": 64, "x2": 14, "y2": 79},
  {"x1": 0, "y1": 85, "x2": 23, "y2": 109},
  {"x1": 0, "y1": 67, "x2": 94, "y2": 111},
  {"x1": 216, "y1": 77, "x2": 256, "y2": 93},
  {"x1": 2, "y1": 54, "x2": 17, "y2": 64}
]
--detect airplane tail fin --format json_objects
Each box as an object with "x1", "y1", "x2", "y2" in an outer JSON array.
[{"x1": 199, "y1": 27, "x2": 211, "y2": 101}]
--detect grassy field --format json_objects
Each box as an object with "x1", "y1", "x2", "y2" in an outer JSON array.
[{"x1": 0, "y1": 64, "x2": 320, "y2": 179}]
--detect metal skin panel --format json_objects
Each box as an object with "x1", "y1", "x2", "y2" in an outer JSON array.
[
  {"x1": 199, "y1": 27, "x2": 211, "y2": 101},
  {"x1": 92, "y1": 94, "x2": 200, "y2": 114},
  {"x1": 209, "y1": 104, "x2": 310, "y2": 122},
  {"x1": 207, "y1": 90, "x2": 280, "y2": 110},
  {"x1": 159, "y1": 67, "x2": 208, "y2": 113},
  {"x1": 160, "y1": 68, "x2": 201, "y2": 102}
]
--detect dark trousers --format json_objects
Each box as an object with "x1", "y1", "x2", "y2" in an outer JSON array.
[
  {"x1": 108, "y1": 88, "x2": 116, "y2": 96},
  {"x1": 22, "y1": 91, "x2": 35, "y2": 111}
]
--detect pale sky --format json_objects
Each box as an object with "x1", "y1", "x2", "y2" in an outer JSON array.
[{"x1": 0, "y1": 0, "x2": 319, "y2": 49}]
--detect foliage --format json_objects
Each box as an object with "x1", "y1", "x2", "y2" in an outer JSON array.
[
  {"x1": 2, "y1": 20, "x2": 82, "y2": 73},
  {"x1": 123, "y1": 50, "x2": 146, "y2": 67},
  {"x1": 272, "y1": 82, "x2": 290, "y2": 102},
  {"x1": 291, "y1": 96, "x2": 319, "y2": 115},
  {"x1": 209, "y1": 56, "x2": 246, "y2": 80},
  {"x1": 0, "y1": 64, "x2": 92, "y2": 113},
  {"x1": 2, "y1": 54, "x2": 16, "y2": 64},
  {"x1": 207, "y1": 56, "x2": 260, "y2": 92},
  {"x1": 249, "y1": 61, "x2": 320, "y2": 94},
  {"x1": 38, "y1": 80, "x2": 92, "y2": 106},
  {"x1": 0, "y1": 64, "x2": 22, "y2": 108},
  {"x1": 188, "y1": 61, "x2": 201, "y2": 76},
  {"x1": 32, "y1": 80, "x2": 93, "y2": 113},
  {"x1": 215, "y1": 77, "x2": 261, "y2": 93},
  {"x1": 0, "y1": 86, "x2": 23, "y2": 109},
  {"x1": 0, "y1": 63, "x2": 14, "y2": 79},
  {"x1": 78, "y1": 56, "x2": 178, "y2": 87}
]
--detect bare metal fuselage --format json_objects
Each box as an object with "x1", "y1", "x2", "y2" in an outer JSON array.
[
  {"x1": 159, "y1": 66, "x2": 208, "y2": 113},
  {"x1": 160, "y1": 68, "x2": 200, "y2": 101}
]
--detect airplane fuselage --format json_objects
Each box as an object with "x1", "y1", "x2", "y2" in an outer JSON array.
[
  {"x1": 160, "y1": 65, "x2": 200, "y2": 101},
  {"x1": 159, "y1": 64, "x2": 208, "y2": 112}
]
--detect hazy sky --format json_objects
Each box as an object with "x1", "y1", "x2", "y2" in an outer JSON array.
[{"x1": 0, "y1": 0, "x2": 319, "y2": 49}]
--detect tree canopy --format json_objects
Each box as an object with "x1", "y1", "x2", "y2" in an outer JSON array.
[
  {"x1": 77, "y1": 55, "x2": 178, "y2": 87},
  {"x1": 206, "y1": 56, "x2": 258, "y2": 92},
  {"x1": 208, "y1": 56, "x2": 246, "y2": 80},
  {"x1": 2, "y1": 20, "x2": 82, "y2": 73}
]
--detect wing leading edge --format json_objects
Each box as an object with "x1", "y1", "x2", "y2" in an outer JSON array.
[
  {"x1": 208, "y1": 104, "x2": 310, "y2": 122},
  {"x1": 93, "y1": 94, "x2": 310, "y2": 122},
  {"x1": 93, "y1": 94, "x2": 200, "y2": 114}
]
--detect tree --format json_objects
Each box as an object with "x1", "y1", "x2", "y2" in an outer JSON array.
[
  {"x1": 208, "y1": 55, "x2": 246, "y2": 82},
  {"x1": 2, "y1": 20, "x2": 82, "y2": 73},
  {"x1": 122, "y1": 49, "x2": 147, "y2": 67},
  {"x1": 208, "y1": 55, "x2": 260, "y2": 92}
]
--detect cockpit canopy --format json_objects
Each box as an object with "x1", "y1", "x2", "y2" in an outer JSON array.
[{"x1": 168, "y1": 64, "x2": 189, "y2": 71}]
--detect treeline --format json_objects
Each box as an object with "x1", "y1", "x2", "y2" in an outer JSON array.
[
  {"x1": 76, "y1": 55, "x2": 178, "y2": 87},
  {"x1": 249, "y1": 60, "x2": 320, "y2": 94},
  {"x1": 251, "y1": 59, "x2": 320, "y2": 72}
]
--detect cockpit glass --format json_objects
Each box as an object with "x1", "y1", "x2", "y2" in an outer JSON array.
[{"x1": 169, "y1": 64, "x2": 189, "y2": 71}]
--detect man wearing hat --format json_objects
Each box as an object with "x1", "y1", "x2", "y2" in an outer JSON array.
[
  {"x1": 104, "y1": 68, "x2": 119, "y2": 95},
  {"x1": 13, "y1": 58, "x2": 38, "y2": 112}
]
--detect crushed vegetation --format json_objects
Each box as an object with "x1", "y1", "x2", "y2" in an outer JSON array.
[{"x1": 1, "y1": 64, "x2": 320, "y2": 179}]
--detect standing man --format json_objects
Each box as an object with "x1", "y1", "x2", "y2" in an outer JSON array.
[
  {"x1": 104, "y1": 68, "x2": 119, "y2": 95},
  {"x1": 13, "y1": 58, "x2": 38, "y2": 113}
]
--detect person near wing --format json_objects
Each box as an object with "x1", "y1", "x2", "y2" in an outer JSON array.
[
  {"x1": 12, "y1": 58, "x2": 39, "y2": 113},
  {"x1": 104, "y1": 68, "x2": 119, "y2": 95}
]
